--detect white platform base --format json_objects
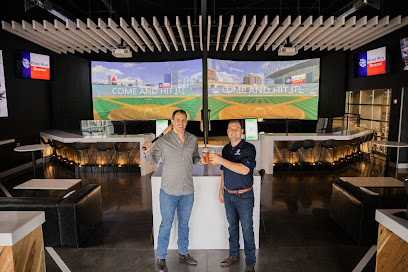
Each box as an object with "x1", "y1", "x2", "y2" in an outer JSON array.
[{"x1": 151, "y1": 164, "x2": 260, "y2": 250}]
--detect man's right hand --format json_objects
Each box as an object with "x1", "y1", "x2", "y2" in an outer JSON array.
[
  {"x1": 142, "y1": 141, "x2": 153, "y2": 153},
  {"x1": 219, "y1": 189, "x2": 224, "y2": 203}
]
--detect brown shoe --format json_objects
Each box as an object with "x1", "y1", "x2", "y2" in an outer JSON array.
[
  {"x1": 156, "y1": 259, "x2": 167, "y2": 272},
  {"x1": 220, "y1": 255, "x2": 240, "y2": 267},
  {"x1": 179, "y1": 253, "x2": 198, "y2": 265},
  {"x1": 245, "y1": 266, "x2": 255, "y2": 272}
]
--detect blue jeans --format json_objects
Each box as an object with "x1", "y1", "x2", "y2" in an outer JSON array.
[
  {"x1": 157, "y1": 189, "x2": 194, "y2": 259},
  {"x1": 224, "y1": 190, "x2": 256, "y2": 267}
]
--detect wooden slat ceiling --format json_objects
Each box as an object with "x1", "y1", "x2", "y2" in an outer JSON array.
[{"x1": 2, "y1": 15, "x2": 408, "y2": 56}]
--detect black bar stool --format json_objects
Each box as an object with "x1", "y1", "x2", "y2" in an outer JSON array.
[
  {"x1": 95, "y1": 142, "x2": 112, "y2": 172},
  {"x1": 301, "y1": 139, "x2": 316, "y2": 167},
  {"x1": 72, "y1": 142, "x2": 89, "y2": 167},
  {"x1": 113, "y1": 143, "x2": 131, "y2": 172},
  {"x1": 50, "y1": 140, "x2": 67, "y2": 163},
  {"x1": 345, "y1": 137, "x2": 360, "y2": 163},
  {"x1": 351, "y1": 137, "x2": 362, "y2": 162},
  {"x1": 320, "y1": 139, "x2": 337, "y2": 167},
  {"x1": 366, "y1": 132, "x2": 375, "y2": 161},
  {"x1": 287, "y1": 141, "x2": 302, "y2": 170},
  {"x1": 40, "y1": 136, "x2": 52, "y2": 165}
]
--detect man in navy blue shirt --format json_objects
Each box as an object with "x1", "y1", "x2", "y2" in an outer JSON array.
[{"x1": 209, "y1": 119, "x2": 256, "y2": 272}]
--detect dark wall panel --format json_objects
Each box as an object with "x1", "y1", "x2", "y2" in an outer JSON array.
[
  {"x1": 51, "y1": 54, "x2": 92, "y2": 130},
  {"x1": 0, "y1": 29, "x2": 52, "y2": 171},
  {"x1": 0, "y1": 28, "x2": 92, "y2": 172},
  {"x1": 319, "y1": 52, "x2": 346, "y2": 118}
]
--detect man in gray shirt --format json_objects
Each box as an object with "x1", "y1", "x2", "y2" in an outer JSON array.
[{"x1": 143, "y1": 109, "x2": 207, "y2": 272}]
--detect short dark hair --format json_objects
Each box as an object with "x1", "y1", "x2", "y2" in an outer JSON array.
[
  {"x1": 172, "y1": 109, "x2": 188, "y2": 119},
  {"x1": 228, "y1": 119, "x2": 242, "y2": 129}
]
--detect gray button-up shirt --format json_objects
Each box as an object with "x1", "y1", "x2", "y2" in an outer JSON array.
[{"x1": 145, "y1": 130, "x2": 201, "y2": 196}]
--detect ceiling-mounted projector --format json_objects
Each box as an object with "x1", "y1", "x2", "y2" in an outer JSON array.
[
  {"x1": 278, "y1": 45, "x2": 298, "y2": 56},
  {"x1": 112, "y1": 47, "x2": 132, "y2": 58}
]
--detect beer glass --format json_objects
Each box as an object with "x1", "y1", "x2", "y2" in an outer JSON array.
[
  {"x1": 210, "y1": 150, "x2": 217, "y2": 165},
  {"x1": 202, "y1": 147, "x2": 209, "y2": 164}
]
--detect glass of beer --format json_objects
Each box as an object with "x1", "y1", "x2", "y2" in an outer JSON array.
[
  {"x1": 210, "y1": 150, "x2": 217, "y2": 165},
  {"x1": 202, "y1": 147, "x2": 209, "y2": 164}
]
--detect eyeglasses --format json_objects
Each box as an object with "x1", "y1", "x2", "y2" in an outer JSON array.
[{"x1": 228, "y1": 128, "x2": 241, "y2": 132}]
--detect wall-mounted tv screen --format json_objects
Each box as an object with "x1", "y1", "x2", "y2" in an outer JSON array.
[
  {"x1": 0, "y1": 50, "x2": 8, "y2": 117},
  {"x1": 208, "y1": 58, "x2": 319, "y2": 120},
  {"x1": 91, "y1": 59, "x2": 202, "y2": 121},
  {"x1": 401, "y1": 37, "x2": 408, "y2": 71},
  {"x1": 20, "y1": 52, "x2": 50, "y2": 80},
  {"x1": 356, "y1": 46, "x2": 390, "y2": 77}
]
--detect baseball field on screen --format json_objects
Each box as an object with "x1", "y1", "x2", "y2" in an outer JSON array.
[
  {"x1": 208, "y1": 95, "x2": 318, "y2": 120},
  {"x1": 93, "y1": 96, "x2": 203, "y2": 121},
  {"x1": 92, "y1": 94, "x2": 317, "y2": 121}
]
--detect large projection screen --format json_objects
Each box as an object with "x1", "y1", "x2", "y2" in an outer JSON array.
[
  {"x1": 208, "y1": 58, "x2": 320, "y2": 120},
  {"x1": 91, "y1": 59, "x2": 203, "y2": 120}
]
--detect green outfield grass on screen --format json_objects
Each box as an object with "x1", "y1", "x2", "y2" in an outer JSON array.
[
  {"x1": 207, "y1": 58, "x2": 320, "y2": 120},
  {"x1": 91, "y1": 59, "x2": 203, "y2": 121}
]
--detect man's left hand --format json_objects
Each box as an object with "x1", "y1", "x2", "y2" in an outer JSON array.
[
  {"x1": 209, "y1": 153, "x2": 223, "y2": 165},
  {"x1": 200, "y1": 156, "x2": 208, "y2": 164}
]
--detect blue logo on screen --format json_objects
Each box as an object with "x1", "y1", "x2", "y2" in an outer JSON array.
[
  {"x1": 357, "y1": 52, "x2": 367, "y2": 77},
  {"x1": 21, "y1": 52, "x2": 31, "y2": 79},
  {"x1": 22, "y1": 58, "x2": 30, "y2": 69},
  {"x1": 359, "y1": 58, "x2": 366, "y2": 68}
]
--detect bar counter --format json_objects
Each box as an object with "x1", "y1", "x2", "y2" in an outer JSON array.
[
  {"x1": 257, "y1": 128, "x2": 372, "y2": 174},
  {"x1": 40, "y1": 130, "x2": 155, "y2": 175}
]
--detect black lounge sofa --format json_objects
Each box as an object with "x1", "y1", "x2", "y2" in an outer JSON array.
[
  {"x1": 330, "y1": 180, "x2": 407, "y2": 245},
  {"x1": 0, "y1": 184, "x2": 103, "y2": 247}
]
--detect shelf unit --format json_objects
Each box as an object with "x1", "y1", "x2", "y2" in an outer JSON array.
[{"x1": 345, "y1": 89, "x2": 391, "y2": 155}]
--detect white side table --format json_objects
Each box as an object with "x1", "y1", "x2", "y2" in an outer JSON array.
[
  {"x1": 372, "y1": 141, "x2": 408, "y2": 176},
  {"x1": 13, "y1": 179, "x2": 82, "y2": 196},
  {"x1": 14, "y1": 144, "x2": 48, "y2": 178}
]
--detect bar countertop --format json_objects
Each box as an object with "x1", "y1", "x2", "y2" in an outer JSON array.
[
  {"x1": 0, "y1": 139, "x2": 15, "y2": 146},
  {"x1": 261, "y1": 127, "x2": 371, "y2": 141},
  {"x1": 41, "y1": 130, "x2": 152, "y2": 143},
  {"x1": 376, "y1": 209, "x2": 408, "y2": 243},
  {"x1": 0, "y1": 211, "x2": 45, "y2": 246}
]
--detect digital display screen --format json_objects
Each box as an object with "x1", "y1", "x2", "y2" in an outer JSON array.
[
  {"x1": 21, "y1": 52, "x2": 50, "y2": 80},
  {"x1": 400, "y1": 37, "x2": 408, "y2": 71},
  {"x1": 208, "y1": 58, "x2": 319, "y2": 120},
  {"x1": 91, "y1": 59, "x2": 202, "y2": 120},
  {"x1": 245, "y1": 119, "x2": 258, "y2": 140},
  {"x1": 0, "y1": 50, "x2": 8, "y2": 117},
  {"x1": 357, "y1": 46, "x2": 388, "y2": 77},
  {"x1": 156, "y1": 120, "x2": 169, "y2": 137}
]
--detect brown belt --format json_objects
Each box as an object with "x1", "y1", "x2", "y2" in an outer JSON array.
[{"x1": 226, "y1": 187, "x2": 253, "y2": 194}]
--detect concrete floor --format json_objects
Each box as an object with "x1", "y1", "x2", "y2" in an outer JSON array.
[{"x1": 2, "y1": 155, "x2": 405, "y2": 272}]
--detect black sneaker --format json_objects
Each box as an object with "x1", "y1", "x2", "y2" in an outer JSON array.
[
  {"x1": 156, "y1": 259, "x2": 167, "y2": 272},
  {"x1": 179, "y1": 253, "x2": 198, "y2": 265}
]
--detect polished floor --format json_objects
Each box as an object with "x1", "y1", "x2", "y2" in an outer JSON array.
[{"x1": 1, "y1": 156, "x2": 406, "y2": 272}]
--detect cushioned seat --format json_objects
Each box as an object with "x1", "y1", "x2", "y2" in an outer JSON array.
[
  {"x1": 0, "y1": 184, "x2": 103, "y2": 247},
  {"x1": 330, "y1": 180, "x2": 407, "y2": 245}
]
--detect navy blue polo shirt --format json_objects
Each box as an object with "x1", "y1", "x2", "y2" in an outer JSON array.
[{"x1": 220, "y1": 139, "x2": 256, "y2": 190}]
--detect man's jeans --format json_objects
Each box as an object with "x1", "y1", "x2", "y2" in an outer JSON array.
[
  {"x1": 224, "y1": 190, "x2": 256, "y2": 267},
  {"x1": 157, "y1": 189, "x2": 194, "y2": 259}
]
